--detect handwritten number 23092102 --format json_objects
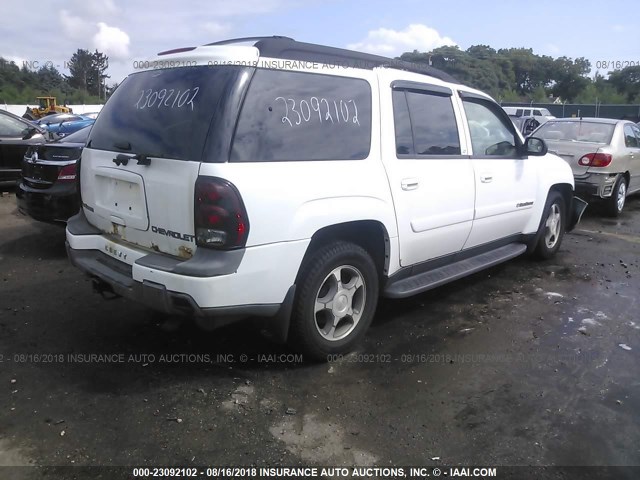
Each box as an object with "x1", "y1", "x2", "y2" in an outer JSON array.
[
  {"x1": 134, "y1": 87, "x2": 199, "y2": 111},
  {"x1": 274, "y1": 97, "x2": 360, "y2": 127}
]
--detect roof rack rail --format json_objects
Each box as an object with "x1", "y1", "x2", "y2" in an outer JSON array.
[
  {"x1": 200, "y1": 36, "x2": 460, "y2": 84},
  {"x1": 205, "y1": 36, "x2": 294, "y2": 46}
]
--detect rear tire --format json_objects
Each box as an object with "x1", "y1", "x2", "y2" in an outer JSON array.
[
  {"x1": 288, "y1": 241, "x2": 379, "y2": 361},
  {"x1": 605, "y1": 176, "x2": 627, "y2": 217},
  {"x1": 533, "y1": 191, "x2": 566, "y2": 260}
]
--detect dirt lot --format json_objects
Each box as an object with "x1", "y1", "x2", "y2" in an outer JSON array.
[{"x1": 0, "y1": 192, "x2": 639, "y2": 478}]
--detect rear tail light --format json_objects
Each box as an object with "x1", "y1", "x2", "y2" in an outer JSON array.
[
  {"x1": 578, "y1": 153, "x2": 612, "y2": 167},
  {"x1": 57, "y1": 163, "x2": 77, "y2": 182},
  {"x1": 194, "y1": 176, "x2": 249, "y2": 249}
]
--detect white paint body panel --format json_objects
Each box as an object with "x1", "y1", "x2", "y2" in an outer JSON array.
[{"x1": 66, "y1": 42, "x2": 575, "y2": 313}]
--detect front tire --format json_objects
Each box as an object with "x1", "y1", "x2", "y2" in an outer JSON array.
[
  {"x1": 533, "y1": 192, "x2": 566, "y2": 260},
  {"x1": 289, "y1": 241, "x2": 379, "y2": 361},
  {"x1": 605, "y1": 176, "x2": 627, "y2": 217}
]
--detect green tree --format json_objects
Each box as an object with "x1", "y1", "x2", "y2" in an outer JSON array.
[
  {"x1": 607, "y1": 66, "x2": 640, "y2": 102},
  {"x1": 550, "y1": 56, "x2": 591, "y2": 102},
  {"x1": 66, "y1": 49, "x2": 94, "y2": 92}
]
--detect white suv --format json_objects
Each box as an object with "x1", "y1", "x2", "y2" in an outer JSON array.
[{"x1": 66, "y1": 37, "x2": 583, "y2": 360}]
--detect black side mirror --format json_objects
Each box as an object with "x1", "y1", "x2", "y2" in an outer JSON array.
[
  {"x1": 524, "y1": 136, "x2": 547, "y2": 156},
  {"x1": 21, "y1": 126, "x2": 37, "y2": 140}
]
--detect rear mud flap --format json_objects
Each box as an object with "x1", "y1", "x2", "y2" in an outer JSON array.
[{"x1": 568, "y1": 196, "x2": 588, "y2": 232}]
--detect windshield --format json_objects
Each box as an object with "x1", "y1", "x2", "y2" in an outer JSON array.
[
  {"x1": 38, "y1": 114, "x2": 77, "y2": 124},
  {"x1": 535, "y1": 121, "x2": 615, "y2": 144},
  {"x1": 88, "y1": 65, "x2": 249, "y2": 161}
]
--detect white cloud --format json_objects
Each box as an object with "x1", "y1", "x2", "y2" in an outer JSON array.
[
  {"x1": 348, "y1": 24, "x2": 457, "y2": 56},
  {"x1": 92, "y1": 22, "x2": 131, "y2": 60},
  {"x1": 201, "y1": 21, "x2": 232, "y2": 38},
  {"x1": 546, "y1": 43, "x2": 561, "y2": 54},
  {"x1": 75, "y1": 0, "x2": 119, "y2": 17},
  {"x1": 59, "y1": 10, "x2": 96, "y2": 41}
]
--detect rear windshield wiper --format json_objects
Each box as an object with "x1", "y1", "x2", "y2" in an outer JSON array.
[
  {"x1": 113, "y1": 141, "x2": 132, "y2": 151},
  {"x1": 113, "y1": 153, "x2": 151, "y2": 166}
]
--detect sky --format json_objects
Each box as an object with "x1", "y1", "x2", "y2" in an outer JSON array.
[{"x1": 0, "y1": 0, "x2": 637, "y2": 85}]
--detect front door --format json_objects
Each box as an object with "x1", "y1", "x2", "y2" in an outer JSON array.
[{"x1": 457, "y1": 93, "x2": 538, "y2": 249}]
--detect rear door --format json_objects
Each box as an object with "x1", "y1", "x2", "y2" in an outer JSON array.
[
  {"x1": 0, "y1": 113, "x2": 36, "y2": 183},
  {"x1": 81, "y1": 65, "x2": 249, "y2": 258},
  {"x1": 380, "y1": 72, "x2": 475, "y2": 266},
  {"x1": 624, "y1": 124, "x2": 640, "y2": 192}
]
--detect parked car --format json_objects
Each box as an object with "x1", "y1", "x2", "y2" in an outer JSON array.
[
  {"x1": 532, "y1": 118, "x2": 640, "y2": 216},
  {"x1": 66, "y1": 36, "x2": 582, "y2": 360},
  {"x1": 503, "y1": 106, "x2": 555, "y2": 123},
  {"x1": 38, "y1": 114, "x2": 95, "y2": 140},
  {"x1": 0, "y1": 109, "x2": 46, "y2": 190},
  {"x1": 510, "y1": 115, "x2": 541, "y2": 136},
  {"x1": 16, "y1": 126, "x2": 89, "y2": 223}
]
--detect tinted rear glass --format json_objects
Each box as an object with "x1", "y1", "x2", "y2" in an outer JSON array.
[
  {"x1": 231, "y1": 69, "x2": 372, "y2": 162},
  {"x1": 536, "y1": 121, "x2": 615, "y2": 144},
  {"x1": 88, "y1": 66, "x2": 247, "y2": 161},
  {"x1": 405, "y1": 90, "x2": 460, "y2": 155}
]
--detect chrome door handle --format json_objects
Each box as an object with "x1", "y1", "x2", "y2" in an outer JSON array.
[
  {"x1": 480, "y1": 175, "x2": 493, "y2": 183},
  {"x1": 401, "y1": 178, "x2": 419, "y2": 190}
]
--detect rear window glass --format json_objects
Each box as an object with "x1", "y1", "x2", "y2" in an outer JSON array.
[
  {"x1": 88, "y1": 66, "x2": 247, "y2": 160},
  {"x1": 231, "y1": 69, "x2": 372, "y2": 162},
  {"x1": 536, "y1": 121, "x2": 615, "y2": 144},
  {"x1": 405, "y1": 90, "x2": 460, "y2": 155}
]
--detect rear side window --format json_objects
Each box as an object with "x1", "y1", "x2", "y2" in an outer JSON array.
[
  {"x1": 624, "y1": 124, "x2": 639, "y2": 148},
  {"x1": 231, "y1": 70, "x2": 372, "y2": 162},
  {"x1": 88, "y1": 66, "x2": 248, "y2": 161},
  {"x1": 392, "y1": 89, "x2": 460, "y2": 156}
]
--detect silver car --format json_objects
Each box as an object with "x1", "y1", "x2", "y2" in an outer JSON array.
[{"x1": 533, "y1": 118, "x2": 640, "y2": 216}]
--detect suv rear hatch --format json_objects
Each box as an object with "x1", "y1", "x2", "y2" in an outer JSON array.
[{"x1": 81, "y1": 64, "x2": 252, "y2": 258}]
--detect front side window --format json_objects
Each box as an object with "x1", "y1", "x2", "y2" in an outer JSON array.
[
  {"x1": 231, "y1": 70, "x2": 372, "y2": 162},
  {"x1": 463, "y1": 100, "x2": 518, "y2": 156}
]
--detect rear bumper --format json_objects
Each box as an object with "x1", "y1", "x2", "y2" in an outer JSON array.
[
  {"x1": 574, "y1": 172, "x2": 619, "y2": 199},
  {"x1": 16, "y1": 182, "x2": 79, "y2": 223},
  {"x1": 65, "y1": 211, "x2": 307, "y2": 339}
]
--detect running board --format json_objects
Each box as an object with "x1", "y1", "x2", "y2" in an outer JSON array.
[{"x1": 383, "y1": 243, "x2": 527, "y2": 299}]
